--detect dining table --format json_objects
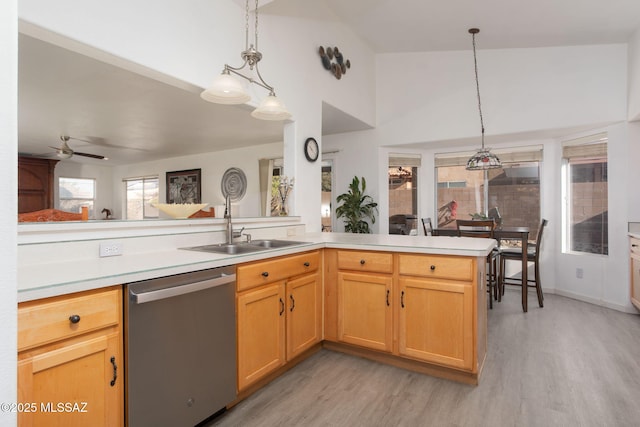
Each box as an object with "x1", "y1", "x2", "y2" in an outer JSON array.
[{"x1": 433, "y1": 226, "x2": 531, "y2": 312}]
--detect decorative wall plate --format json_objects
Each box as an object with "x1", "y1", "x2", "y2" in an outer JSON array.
[
  {"x1": 221, "y1": 167, "x2": 247, "y2": 201},
  {"x1": 318, "y1": 45, "x2": 351, "y2": 79}
]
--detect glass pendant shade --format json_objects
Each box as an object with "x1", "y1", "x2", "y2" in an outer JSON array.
[
  {"x1": 466, "y1": 148, "x2": 502, "y2": 170},
  {"x1": 200, "y1": 72, "x2": 251, "y2": 104},
  {"x1": 250, "y1": 94, "x2": 292, "y2": 121}
]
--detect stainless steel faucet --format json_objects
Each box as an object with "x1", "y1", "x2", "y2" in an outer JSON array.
[
  {"x1": 224, "y1": 194, "x2": 244, "y2": 244},
  {"x1": 225, "y1": 194, "x2": 233, "y2": 244}
]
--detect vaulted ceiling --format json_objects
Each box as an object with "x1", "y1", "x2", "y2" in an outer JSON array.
[{"x1": 18, "y1": 0, "x2": 640, "y2": 165}]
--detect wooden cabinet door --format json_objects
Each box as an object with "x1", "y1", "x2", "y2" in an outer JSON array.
[
  {"x1": 337, "y1": 272, "x2": 393, "y2": 352},
  {"x1": 237, "y1": 282, "x2": 286, "y2": 391},
  {"x1": 18, "y1": 332, "x2": 122, "y2": 427},
  {"x1": 398, "y1": 277, "x2": 474, "y2": 371},
  {"x1": 286, "y1": 272, "x2": 322, "y2": 360},
  {"x1": 18, "y1": 156, "x2": 58, "y2": 213},
  {"x1": 631, "y1": 256, "x2": 640, "y2": 310}
]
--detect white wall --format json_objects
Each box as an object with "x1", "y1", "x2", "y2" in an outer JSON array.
[
  {"x1": 628, "y1": 121, "x2": 640, "y2": 220},
  {"x1": 375, "y1": 45, "x2": 628, "y2": 146},
  {"x1": 0, "y1": 1, "x2": 18, "y2": 424},
  {"x1": 629, "y1": 27, "x2": 640, "y2": 121},
  {"x1": 112, "y1": 142, "x2": 282, "y2": 219}
]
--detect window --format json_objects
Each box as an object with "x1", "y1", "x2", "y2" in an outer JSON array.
[
  {"x1": 125, "y1": 176, "x2": 159, "y2": 219},
  {"x1": 562, "y1": 134, "x2": 608, "y2": 255},
  {"x1": 389, "y1": 154, "x2": 420, "y2": 235},
  {"x1": 435, "y1": 147, "x2": 542, "y2": 234},
  {"x1": 59, "y1": 177, "x2": 96, "y2": 217}
]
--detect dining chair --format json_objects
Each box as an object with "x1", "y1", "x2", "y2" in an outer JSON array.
[
  {"x1": 456, "y1": 219, "x2": 499, "y2": 308},
  {"x1": 499, "y1": 219, "x2": 548, "y2": 309},
  {"x1": 421, "y1": 217, "x2": 433, "y2": 236}
]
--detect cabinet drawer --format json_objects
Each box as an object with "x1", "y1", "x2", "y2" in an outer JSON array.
[
  {"x1": 337, "y1": 250, "x2": 393, "y2": 274},
  {"x1": 631, "y1": 237, "x2": 640, "y2": 256},
  {"x1": 398, "y1": 254, "x2": 473, "y2": 281},
  {"x1": 18, "y1": 287, "x2": 121, "y2": 352},
  {"x1": 237, "y1": 250, "x2": 320, "y2": 292}
]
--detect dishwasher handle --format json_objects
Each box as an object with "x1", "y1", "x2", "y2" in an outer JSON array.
[{"x1": 130, "y1": 273, "x2": 236, "y2": 304}]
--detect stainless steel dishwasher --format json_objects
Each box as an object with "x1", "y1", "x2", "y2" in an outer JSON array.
[{"x1": 125, "y1": 265, "x2": 236, "y2": 427}]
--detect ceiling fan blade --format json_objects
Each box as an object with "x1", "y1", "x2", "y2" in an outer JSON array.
[
  {"x1": 69, "y1": 136, "x2": 148, "y2": 151},
  {"x1": 73, "y1": 151, "x2": 107, "y2": 160}
]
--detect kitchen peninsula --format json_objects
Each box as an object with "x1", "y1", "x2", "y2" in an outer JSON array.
[{"x1": 17, "y1": 219, "x2": 495, "y2": 425}]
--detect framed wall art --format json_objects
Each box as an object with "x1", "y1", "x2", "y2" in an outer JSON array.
[{"x1": 166, "y1": 168, "x2": 201, "y2": 204}]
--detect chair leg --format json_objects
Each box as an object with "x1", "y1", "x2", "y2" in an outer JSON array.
[
  {"x1": 535, "y1": 261, "x2": 544, "y2": 307},
  {"x1": 493, "y1": 255, "x2": 502, "y2": 302},
  {"x1": 488, "y1": 266, "x2": 493, "y2": 310},
  {"x1": 493, "y1": 256, "x2": 500, "y2": 301}
]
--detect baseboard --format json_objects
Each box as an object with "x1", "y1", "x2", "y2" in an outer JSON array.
[
  {"x1": 322, "y1": 341, "x2": 479, "y2": 386},
  {"x1": 549, "y1": 288, "x2": 639, "y2": 314}
]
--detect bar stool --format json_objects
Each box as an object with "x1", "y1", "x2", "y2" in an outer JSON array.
[
  {"x1": 456, "y1": 219, "x2": 499, "y2": 308},
  {"x1": 499, "y1": 219, "x2": 548, "y2": 308}
]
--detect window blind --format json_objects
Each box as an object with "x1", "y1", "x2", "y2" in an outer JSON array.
[
  {"x1": 389, "y1": 153, "x2": 422, "y2": 167},
  {"x1": 562, "y1": 132, "x2": 607, "y2": 159}
]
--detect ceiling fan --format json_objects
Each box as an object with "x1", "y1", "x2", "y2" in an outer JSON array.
[{"x1": 50, "y1": 135, "x2": 108, "y2": 160}]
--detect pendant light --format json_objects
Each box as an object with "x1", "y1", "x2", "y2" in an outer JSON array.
[
  {"x1": 200, "y1": 0, "x2": 291, "y2": 121},
  {"x1": 465, "y1": 28, "x2": 502, "y2": 170}
]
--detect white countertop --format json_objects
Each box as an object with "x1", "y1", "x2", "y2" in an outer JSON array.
[{"x1": 18, "y1": 232, "x2": 495, "y2": 302}]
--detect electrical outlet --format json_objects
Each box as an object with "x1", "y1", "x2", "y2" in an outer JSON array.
[
  {"x1": 576, "y1": 268, "x2": 583, "y2": 279},
  {"x1": 100, "y1": 242, "x2": 123, "y2": 257}
]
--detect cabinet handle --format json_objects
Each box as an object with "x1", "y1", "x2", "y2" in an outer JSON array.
[
  {"x1": 69, "y1": 314, "x2": 81, "y2": 324},
  {"x1": 110, "y1": 356, "x2": 117, "y2": 387},
  {"x1": 430, "y1": 265, "x2": 436, "y2": 271},
  {"x1": 360, "y1": 259, "x2": 366, "y2": 265},
  {"x1": 401, "y1": 290, "x2": 405, "y2": 308},
  {"x1": 290, "y1": 294, "x2": 295, "y2": 312},
  {"x1": 386, "y1": 289, "x2": 390, "y2": 306},
  {"x1": 279, "y1": 298, "x2": 285, "y2": 316},
  {"x1": 303, "y1": 262, "x2": 310, "y2": 267},
  {"x1": 633, "y1": 244, "x2": 638, "y2": 247},
  {"x1": 262, "y1": 271, "x2": 269, "y2": 277}
]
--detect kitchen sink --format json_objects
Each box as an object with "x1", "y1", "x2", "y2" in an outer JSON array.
[
  {"x1": 248, "y1": 239, "x2": 307, "y2": 248},
  {"x1": 183, "y1": 243, "x2": 267, "y2": 255},
  {"x1": 181, "y1": 239, "x2": 307, "y2": 255}
]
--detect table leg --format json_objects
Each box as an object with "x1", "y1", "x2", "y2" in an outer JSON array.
[{"x1": 521, "y1": 232, "x2": 528, "y2": 312}]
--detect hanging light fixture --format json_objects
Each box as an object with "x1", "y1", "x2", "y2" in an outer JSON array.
[
  {"x1": 200, "y1": 0, "x2": 291, "y2": 121},
  {"x1": 465, "y1": 28, "x2": 502, "y2": 170}
]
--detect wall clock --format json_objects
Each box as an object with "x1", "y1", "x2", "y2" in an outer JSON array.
[{"x1": 304, "y1": 137, "x2": 319, "y2": 162}]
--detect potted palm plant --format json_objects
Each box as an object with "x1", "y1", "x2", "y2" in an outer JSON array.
[{"x1": 336, "y1": 176, "x2": 378, "y2": 233}]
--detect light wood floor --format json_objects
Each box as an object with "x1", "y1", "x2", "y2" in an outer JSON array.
[{"x1": 209, "y1": 291, "x2": 640, "y2": 426}]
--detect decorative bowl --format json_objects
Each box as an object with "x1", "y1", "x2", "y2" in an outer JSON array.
[{"x1": 152, "y1": 203, "x2": 208, "y2": 219}]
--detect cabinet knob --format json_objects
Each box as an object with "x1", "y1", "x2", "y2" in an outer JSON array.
[
  {"x1": 262, "y1": 271, "x2": 269, "y2": 277},
  {"x1": 430, "y1": 265, "x2": 436, "y2": 271},
  {"x1": 633, "y1": 244, "x2": 638, "y2": 247},
  {"x1": 360, "y1": 259, "x2": 366, "y2": 265},
  {"x1": 69, "y1": 314, "x2": 81, "y2": 324},
  {"x1": 304, "y1": 262, "x2": 310, "y2": 267}
]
